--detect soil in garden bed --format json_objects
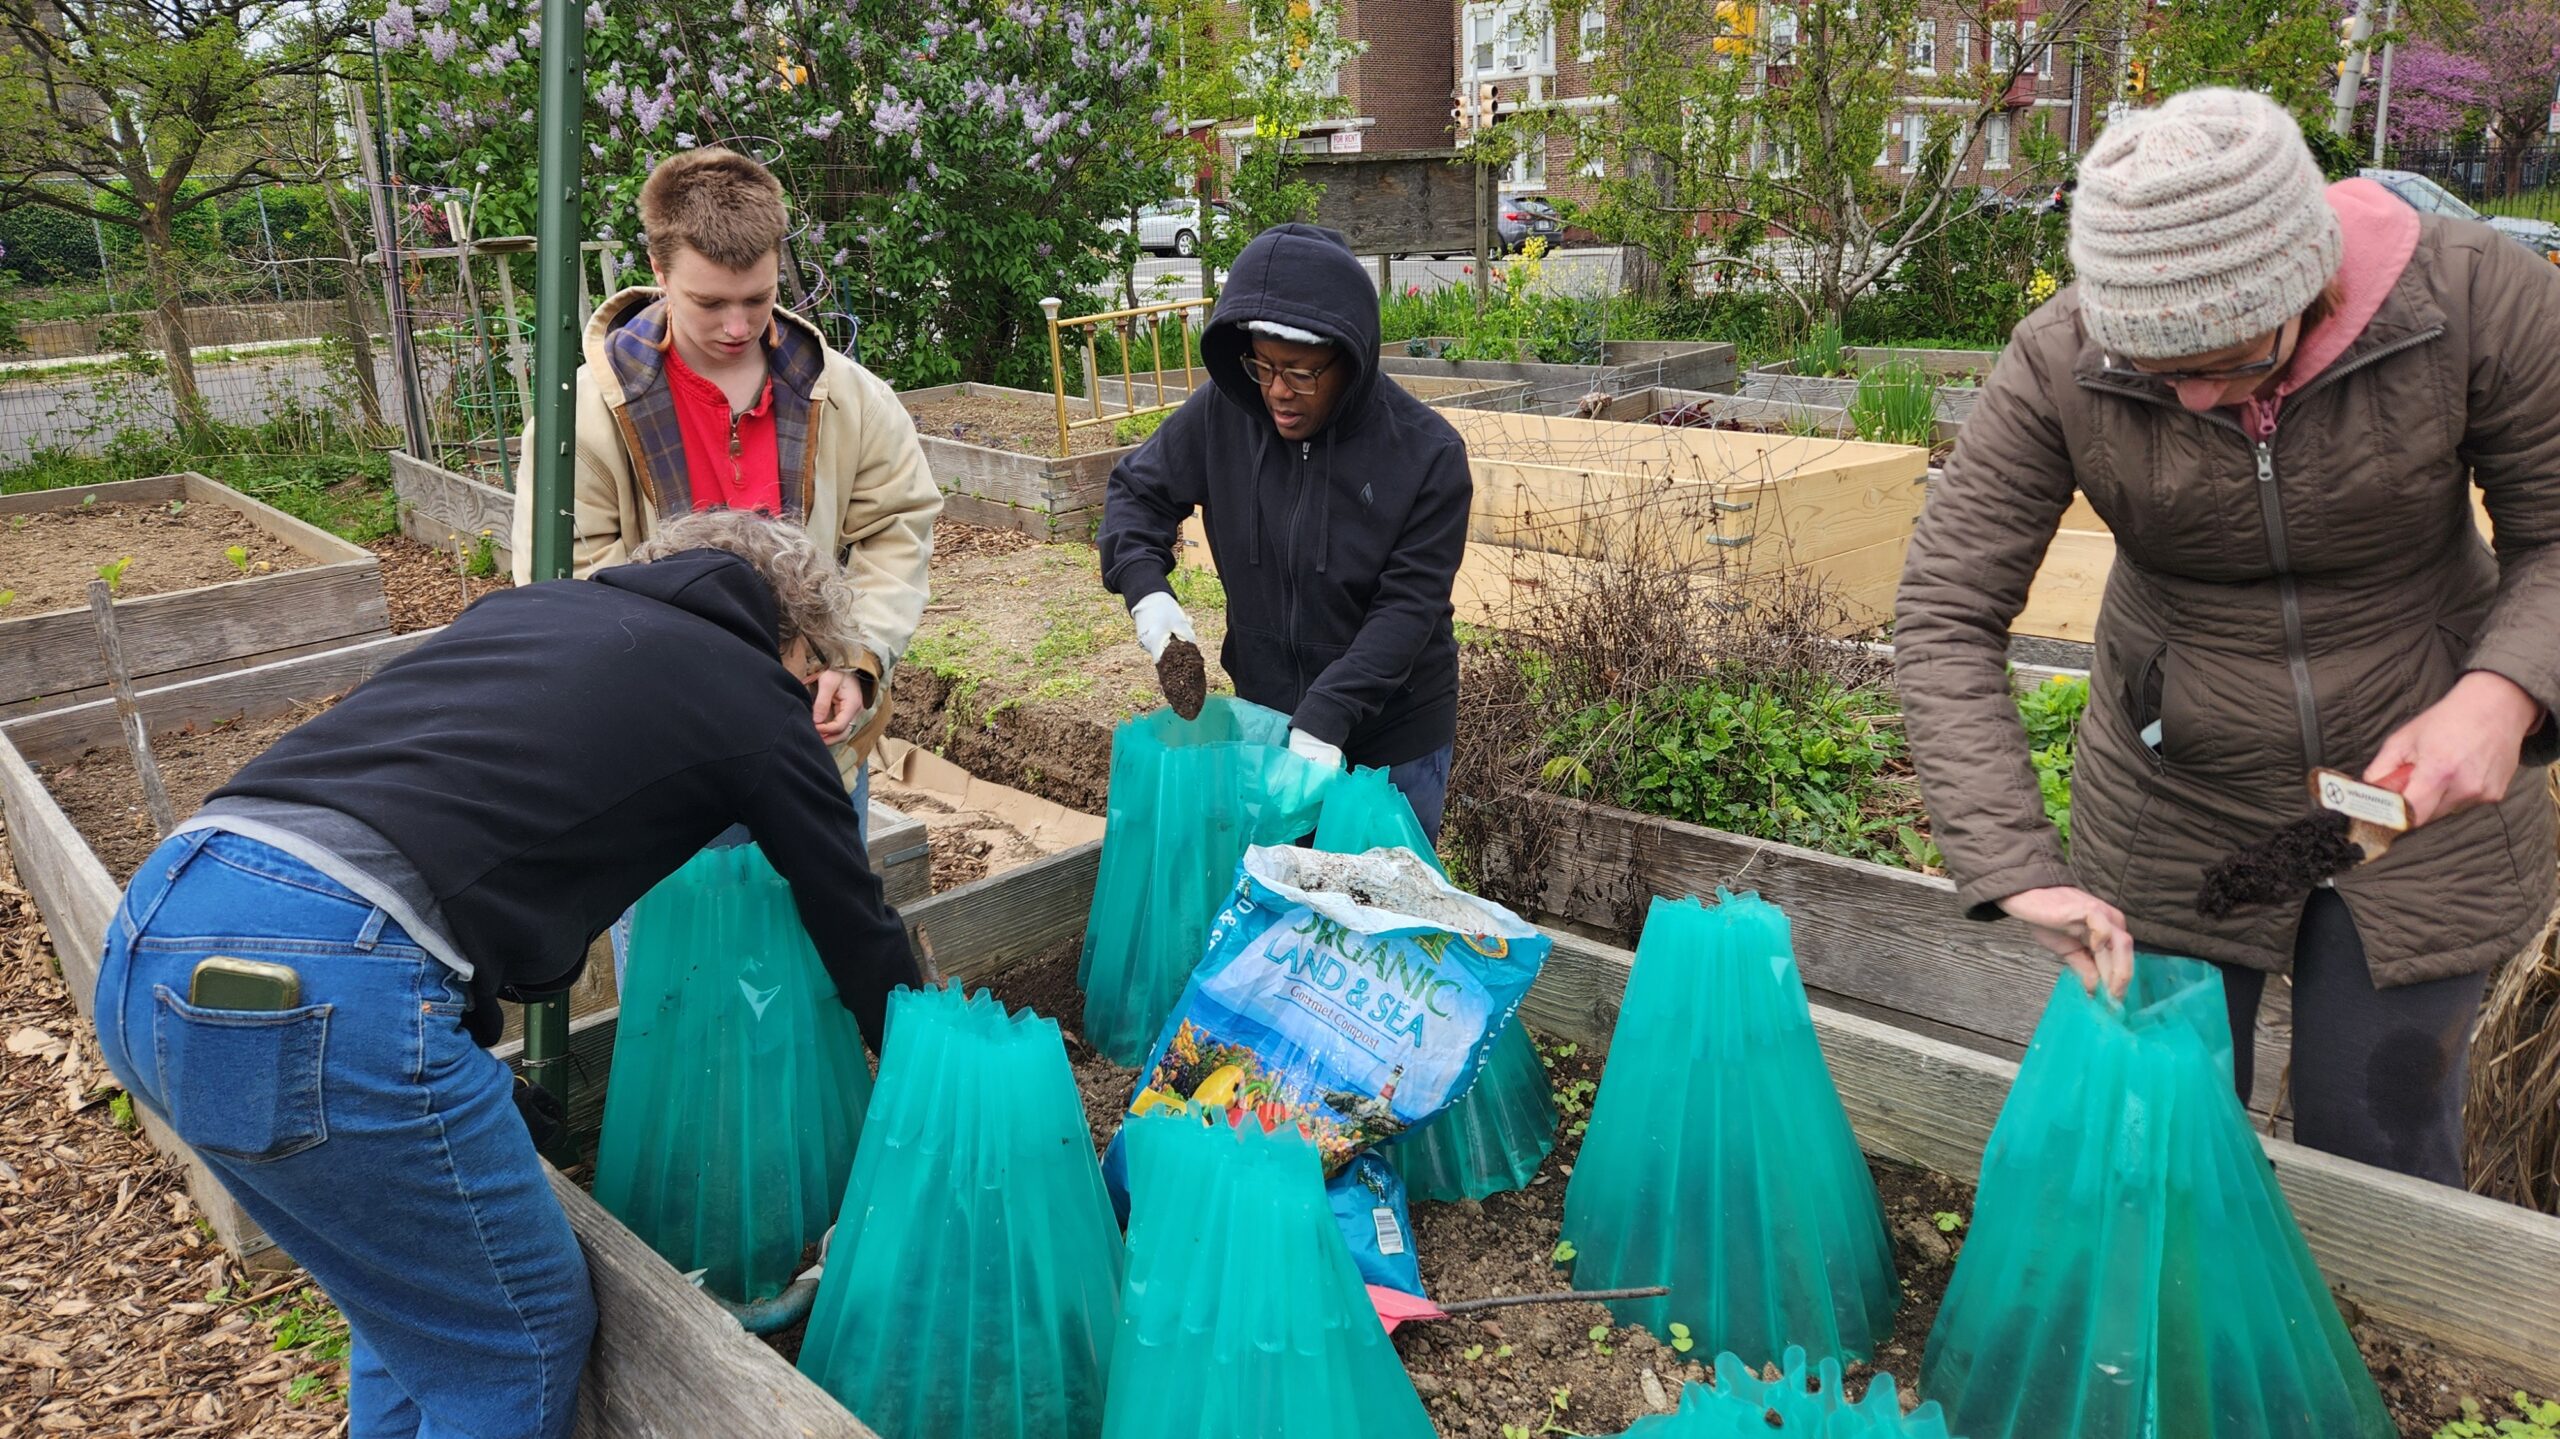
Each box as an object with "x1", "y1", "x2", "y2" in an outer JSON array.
[
  {"x1": 45, "y1": 706, "x2": 328, "y2": 882},
  {"x1": 897, "y1": 529, "x2": 1231, "y2": 815},
  {"x1": 0, "y1": 500, "x2": 313, "y2": 615},
  {"x1": 904, "y1": 390, "x2": 1132, "y2": 459},
  {"x1": 967, "y1": 942, "x2": 2517, "y2": 1437}
]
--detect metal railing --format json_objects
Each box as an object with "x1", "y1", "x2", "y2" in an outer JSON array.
[
  {"x1": 1038, "y1": 295, "x2": 1211, "y2": 455},
  {"x1": 2390, "y1": 142, "x2": 2560, "y2": 224}
]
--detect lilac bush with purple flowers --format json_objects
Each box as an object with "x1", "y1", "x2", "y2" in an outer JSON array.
[{"x1": 376, "y1": 0, "x2": 1181, "y2": 386}]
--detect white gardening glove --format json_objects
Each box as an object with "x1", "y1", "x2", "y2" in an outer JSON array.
[
  {"x1": 1131, "y1": 591, "x2": 1198, "y2": 663},
  {"x1": 1288, "y1": 727, "x2": 1345, "y2": 771}
]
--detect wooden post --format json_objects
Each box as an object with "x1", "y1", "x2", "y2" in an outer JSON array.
[
  {"x1": 1377, "y1": 252, "x2": 1392, "y2": 294},
  {"x1": 1473, "y1": 158, "x2": 1492, "y2": 315},
  {"x1": 85, "y1": 581, "x2": 177, "y2": 836},
  {"x1": 343, "y1": 76, "x2": 434, "y2": 460}
]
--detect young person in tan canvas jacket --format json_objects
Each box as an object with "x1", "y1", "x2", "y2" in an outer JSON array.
[
  {"x1": 1895, "y1": 89, "x2": 2560, "y2": 1188},
  {"x1": 509, "y1": 147, "x2": 941, "y2": 798}
]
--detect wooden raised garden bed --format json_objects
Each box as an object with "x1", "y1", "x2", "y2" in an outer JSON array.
[
  {"x1": 0, "y1": 474, "x2": 391, "y2": 720},
  {"x1": 899, "y1": 382, "x2": 1135, "y2": 543},
  {"x1": 0, "y1": 633, "x2": 927, "y2": 1268},
  {"x1": 1179, "y1": 408, "x2": 1928, "y2": 632},
  {"x1": 1379, "y1": 339, "x2": 1741, "y2": 409},
  {"x1": 1744, "y1": 347, "x2": 1998, "y2": 424},
  {"x1": 391, "y1": 450, "x2": 517, "y2": 573}
]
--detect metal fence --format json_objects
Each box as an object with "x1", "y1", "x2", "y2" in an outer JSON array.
[{"x1": 2390, "y1": 142, "x2": 2560, "y2": 224}]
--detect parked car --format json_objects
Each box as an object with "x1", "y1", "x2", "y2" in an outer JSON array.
[
  {"x1": 1399, "y1": 194, "x2": 1564, "y2": 260},
  {"x1": 1102, "y1": 199, "x2": 1223, "y2": 258},
  {"x1": 2361, "y1": 168, "x2": 2560, "y2": 264}
]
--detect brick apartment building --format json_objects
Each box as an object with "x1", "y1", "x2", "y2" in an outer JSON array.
[
  {"x1": 1448, "y1": 0, "x2": 2106, "y2": 215},
  {"x1": 1211, "y1": 2, "x2": 1459, "y2": 158}
]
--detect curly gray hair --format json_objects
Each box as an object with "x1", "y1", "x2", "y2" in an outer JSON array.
[{"x1": 628, "y1": 509, "x2": 870, "y2": 668}]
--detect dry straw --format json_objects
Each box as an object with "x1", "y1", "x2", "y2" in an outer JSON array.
[{"x1": 2464, "y1": 772, "x2": 2560, "y2": 1214}]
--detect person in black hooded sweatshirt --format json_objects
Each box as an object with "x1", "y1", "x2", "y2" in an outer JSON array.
[
  {"x1": 87, "y1": 509, "x2": 920, "y2": 1439},
  {"x1": 1099, "y1": 222, "x2": 1473, "y2": 838}
]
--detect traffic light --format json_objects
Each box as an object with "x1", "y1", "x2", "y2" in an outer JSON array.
[{"x1": 2125, "y1": 57, "x2": 2147, "y2": 95}]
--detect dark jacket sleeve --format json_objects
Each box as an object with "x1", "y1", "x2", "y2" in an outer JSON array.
[
  {"x1": 740, "y1": 729, "x2": 920, "y2": 1052},
  {"x1": 1892, "y1": 316, "x2": 2084, "y2": 919},
  {"x1": 1098, "y1": 389, "x2": 1212, "y2": 608},
  {"x1": 2455, "y1": 228, "x2": 2560, "y2": 764},
  {"x1": 1293, "y1": 435, "x2": 1472, "y2": 748}
]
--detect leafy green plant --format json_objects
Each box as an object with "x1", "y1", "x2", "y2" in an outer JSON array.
[
  {"x1": 1541, "y1": 669, "x2": 1913, "y2": 865},
  {"x1": 461, "y1": 530, "x2": 498, "y2": 580},
  {"x1": 1551, "y1": 1238, "x2": 1578, "y2": 1263},
  {"x1": 223, "y1": 544, "x2": 250, "y2": 575},
  {"x1": 1848, "y1": 362, "x2": 1937, "y2": 448},
  {"x1": 96, "y1": 555, "x2": 133, "y2": 593},
  {"x1": 165, "y1": 499, "x2": 186, "y2": 517},
  {"x1": 2018, "y1": 676, "x2": 2091, "y2": 847},
  {"x1": 1933, "y1": 1210, "x2": 1967, "y2": 1233},
  {"x1": 1586, "y1": 1322, "x2": 1615, "y2": 1356},
  {"x1": 2433, "y1": 1391, "x2": 2560, "y2": 1438},
  {"x1": 0, "y1": 589, "x2": 13, "y2": 611},
  {"x1": 1109, "y1": 408, "x2": 1171, "y2": 447},
  {"x1": 107, "y1": 1092, "x2": 136, "y2": 1132},
  {"x1": 1667, "y1": 1321, "x2": 1695, "y2": 1355},
  {"x1": 1792, "y1": 320, "x2": 1849, "y2": 378}
]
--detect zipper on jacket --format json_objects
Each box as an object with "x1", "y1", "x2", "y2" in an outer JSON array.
[
  {"x1": 2253, "y1": 440, "x2": 2325, "y2": 769},
  {"x1": 1282, "y1": 440, "x2": 1312, "y2": 683}
]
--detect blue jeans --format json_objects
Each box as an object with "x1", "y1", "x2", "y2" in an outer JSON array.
[
  {"x1": 93, "y1": 831, "x2": 595, "y2": 1439},
  {"x1": 1387, "y1": 744, "x2": 1455, "y2": 846},
  {"x1": 609, "y1": 765, "x2": 870, "y2": 988}
]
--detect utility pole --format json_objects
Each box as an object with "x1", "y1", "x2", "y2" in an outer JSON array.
[
  {"x1": 2330, "y1": 0, "x2": 2377, "y2": 138},
  {"x1": 521, "y1": 0, "x2": 587, "y2": 1156},
  {"x1": 2371, "y1": 0, "x2": 2400, "y2": 164}
]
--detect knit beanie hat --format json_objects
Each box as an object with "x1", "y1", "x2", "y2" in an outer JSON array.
[{"x1": 2069, "y1": 88, "x2": 2343, "y2": 360}]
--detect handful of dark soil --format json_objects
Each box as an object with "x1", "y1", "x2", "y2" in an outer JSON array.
[
  {"x1": 2195, "y1": 810, "x2": 2367, "y2": 919},
  {"x1": 1156, "y1": 637, "x2": 1207, "y2": 721}
]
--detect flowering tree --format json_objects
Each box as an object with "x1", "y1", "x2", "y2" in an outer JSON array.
[
  {"x1": 2373, "y1": 42, "x2": 2492, "y2": 146},
  {"x1": 1201, "y1": 0, "x2": 1363, "y2": 273},
  {"x1": 378, "y1": 1, "x2": 1181, "y2": 387},
  {"x1": 2471, "y1": 0, "x2": 2560, "y2": 181}
]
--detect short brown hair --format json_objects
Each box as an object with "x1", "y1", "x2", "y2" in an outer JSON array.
[{"x1": 640, "y1": 148, "x2": 788, "y2": 273}]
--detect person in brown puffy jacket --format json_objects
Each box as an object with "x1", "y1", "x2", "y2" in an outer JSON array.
[{"x1": 1894, "y1": 88, "x2": 2560, "y2": 1187}]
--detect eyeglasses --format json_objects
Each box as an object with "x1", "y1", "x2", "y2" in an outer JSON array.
[
  {"x1": 1241, "y1": 354, "x2": 1335, "y2": 395},
  {"x1": 2105, "y1": 323, "x2": 2295, "y2": 385}
]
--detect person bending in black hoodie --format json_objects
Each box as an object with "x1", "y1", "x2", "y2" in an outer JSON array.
[
  {"x1": 1099, "y1": 222, "x2": 1473, "y2": 839},
  {"x1": 88, "y1": 509, "x2": 920, "y2": 1439}
]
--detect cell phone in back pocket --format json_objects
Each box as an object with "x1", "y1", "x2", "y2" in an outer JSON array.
[{"x1": 190, "y1": 956, "x2": 301, "y2": 1011}]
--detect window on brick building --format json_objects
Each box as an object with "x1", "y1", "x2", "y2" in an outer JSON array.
[
  {"x1": 1578, "y1": 4, "x2": 1606, "y2": 61},
  {"x1": 2020, "y1": 19, "x2": 2040, "y2": 74},
  {"x1": 1992, "y1": 18, "x2": 2038, "y2": 75},
  {"x1": 1466, "y1": 2, "x2": 1555, "y2": 80},
  {"x1": 1910, "y1": 19, "x2": 1937, "y2": 71},
  {"x1": 1503, "y1": 137, "x2": 1549, "y2": 190},
  {"x1": 1985, "y1": 112, "x2": 2012, "y2": 168},
  {"x1": 1954, "y1": 19, "x2": 1972, "y2": 71},
  {"x1": 1768, "y1": 7, "x2": 1800, "y2": 62},
  {"x1": 1901, "y1": 112, "x2": 1927, "y2": 169},
  {"x1": 1879, "y1": 118, "x2": 1896, "y2": 167}
]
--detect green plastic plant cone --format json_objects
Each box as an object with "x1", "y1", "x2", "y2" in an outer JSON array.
[
  {"x1": 1920, "y1": 955, "x2": 2391, "y2": 1439},
  {"x1": 1079, "y1": 696, "x2": 1335, "y2": 1064},
  {"x1": 1387, "y1": 1016, "x2": 1556, "y2": 1201},
  {"x1": 1101, "y1": 1110, "x2": 1435, "y2": 1439},
  {"x1": 591, "y1": 842, "x2": 873, "y2": 1304},
  {"x1": 1617, "y1": 1346, "x2": 1955, "y2": 1437},
  {"x1": 1560, "y1": 891, "x2": 1897, "y2": 1368},
  {"x1": 1314, "y1": 766, "x2": 1559, "y2": 1201},
  {"x1": 798, "y1": 985, "x2": 1122, "y2": 1439}
]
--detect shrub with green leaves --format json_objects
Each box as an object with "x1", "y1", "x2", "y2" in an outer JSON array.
[
  {"x1": 2018, "y1": 675, "x2": 2089, "y2": 847},
  {"x1": 1540, "y1": 667, "x2": 1914, "y2": 864}
]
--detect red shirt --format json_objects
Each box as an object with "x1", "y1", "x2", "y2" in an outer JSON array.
[{"x1": 664, "y1": 343, "x2": 782, "y2": 515}]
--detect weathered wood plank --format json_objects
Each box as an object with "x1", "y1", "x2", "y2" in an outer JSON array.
[
  {"x1": 181, "y1": 471, "x2": 373, "y2": 564},
  {"x1": 0, "y1": 562, "x2": 390, "y2": 712},
  {"x1": 0, "y1": 729, "x2": 280, "y2": 1264},
  {"x1": 1497, "y1": 792, "x2": 2294, "y2": 1118},
  {"x1": 934, "y1": 493, "x2": 1100, "y2": 545},
  {"x1": 869, "y1": 804, "x2": 932, "y2": 909},
  {"x1": 390, "y1": 450, "x2": 518, "y2": 564},
  {"x1": 1, "y1": 632, "x2": 403, "y2": 727},
  {"x1": 548, "y1": 1166, "x2": 876, "y2": 1439},
  {"x1": 0, "y1": 474, "x2": 186, "y2": 517},
  {"x1": 1381, "y1": 341, "x2": 1739, "y2": 397},
  {"x1": 905, "y1": 839, "x2": 1099, "y2": 986},
  {"x1": 3, "y1": 629, "x2": 436, "y2": 767}
]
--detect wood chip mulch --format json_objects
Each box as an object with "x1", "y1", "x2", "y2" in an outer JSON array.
[
  {"x1": 0, "y1": 826, "x2": 351, "y2": 1437},
  {"x1": 364, "y1": 538, "x2": 511, "y2": 634},
  {"x1": 930, "y1": 520, "x2": 1039, "y2": 566}
]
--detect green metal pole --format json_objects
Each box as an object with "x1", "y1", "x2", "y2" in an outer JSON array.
[{"x1": 523, "y1": 0, "x2": 585, "y2": 1159}]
